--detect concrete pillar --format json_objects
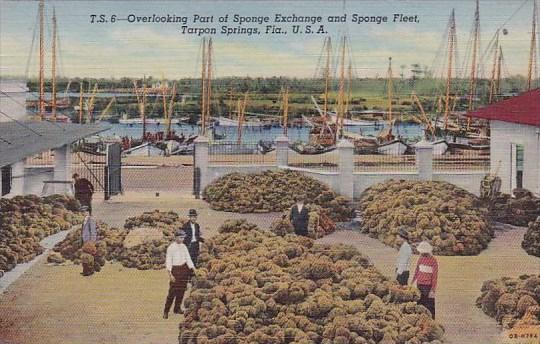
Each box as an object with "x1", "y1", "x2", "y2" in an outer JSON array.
[
  {"x1": 415, "y1": 140, "x2": 433, "y2": 181},
  {"x1": 194, "y1": 136, "x2": 209, "y2": 197},
  {"x1": 275, "y1": 135, "x2": 289, "y2": 167},
  {"x1": 337, "y1": 139, "x2": 354, "y2": 199},
  {"x1": 10, "y1": 160, "x2": 25, "y2": 196},
  {"x1": 53, "y1": 144, "x2": 72, "y2": 194}
]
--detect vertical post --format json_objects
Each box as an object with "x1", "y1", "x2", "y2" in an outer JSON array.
[
  {"x1": 275, "y1": 135, "x2": 289, "y2": 167},
  {"x1": 337, "y1": 139, "x2": 354, "y2": 199},
  {"x1": 11, "y1": 160, "x2": 25, "y2": 196},
  {"x1": 415, "y1": 140, "x2": 434, "y2": 181},
  {"x1": 194, "y1": 136, "x2": 209, "y2": 198},
  {"x1": 53, "y1": 144, "x2": 72, "y2": 194}
]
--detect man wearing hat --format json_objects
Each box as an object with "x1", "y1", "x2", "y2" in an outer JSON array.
[
  {"x1": 412, "y1": 241, "x2": 439, "y2": 319},
  {"x1": 164, "y1": 230, "x2": 195, "y2": 319},
  {"x1": 290, "y1": 194, "x2": 310, "y2": 237},
  {"x1": 181, "y1": 209, "x2": 204, "y2": 267},
  {"x1": 395, "y1": 227, "x2": 412, "y2": 286}
]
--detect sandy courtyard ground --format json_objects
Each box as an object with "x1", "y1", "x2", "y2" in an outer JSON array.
[{"x1": 0, "y1": 192, "x2": 539, "y2": 344}]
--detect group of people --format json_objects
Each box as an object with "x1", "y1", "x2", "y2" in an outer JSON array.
[
  {"x1": 73, "y1": 180, "x2": 438, "y2": 320},
  {"x1": 395, "y1": 228, "x2": 439, "y2": 319}
]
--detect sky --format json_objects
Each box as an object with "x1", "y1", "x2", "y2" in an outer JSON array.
[{"x1": 0, "y1": 0, "x2": 538, "y2": 79}]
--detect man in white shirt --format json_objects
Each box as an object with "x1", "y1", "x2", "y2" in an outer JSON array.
[
  {"x1": 163, "y1": 230, "x2": 195, "y2": 319},
  {"x1": 395, "y1": 227, "x2": 412, "y2": 286}
]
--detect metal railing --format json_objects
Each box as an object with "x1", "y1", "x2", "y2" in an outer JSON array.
[
  {"x1": 433, "y1": 150, "x2": 490, "y2": 172},
  {"x1": 353, "y1": 153, "x2": 416, "y2": 172},
  {"x1": 25, "y1": 150, "x2": 55, "y2": 166},
  {"x1": 287, "y1": 149, "x2": 339, "y2": 172},
  {"x1": 208, "y1": 141, "x2": 277, "y2": 165}
]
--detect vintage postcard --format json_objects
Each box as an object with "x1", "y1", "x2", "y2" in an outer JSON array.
[{"x1": 0, "y1": 0, "x2": 539, "y2": 343}]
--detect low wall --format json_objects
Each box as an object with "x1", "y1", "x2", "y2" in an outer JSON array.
[
  {"x1": 207, "y1": 165, "x2": 278, "y2": 183},
  {"x1": 353, "y1": 172, "x2": 418, "y2": 198},
  {"x1": 433, "y1": 171, "x2": 487, "y2": 196},
  {"x1": 205, "y1": 165, "x2": 487, "y2": 200},
  {"x1": 282, "y1": 166, "x2": 340, "y2": 191}
]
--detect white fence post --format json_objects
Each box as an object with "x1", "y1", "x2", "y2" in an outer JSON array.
[
  {"x1": 10, "y1": 160, "x2": 25, "y2": 196},
  {"x1": 338, "y1": 139, "x2": 354, "y2": 199},
  {"x1": 415, "y1": 140, "x2": 434, "y2": 181},
  {"x1": 194, "y1": 136, "x2": 209, "y2": 197},
  {"x1": 53, "y1": 144, "x2": 72, "y2": 195},
  {"x1": 275, "y1": 135, "x2": 289, "y2": 167}
]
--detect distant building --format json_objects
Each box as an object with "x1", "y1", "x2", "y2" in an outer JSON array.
[
  {"x1": 0, "y1": 79, "x2": 28, "y2": 122},
  {"x1": 469, "y1": 88, "x2": 540, "y2": 196}
]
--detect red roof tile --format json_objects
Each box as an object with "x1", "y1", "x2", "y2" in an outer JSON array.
[{"x1": 468, "y1": 88, "x2": 540, "y2": 126}]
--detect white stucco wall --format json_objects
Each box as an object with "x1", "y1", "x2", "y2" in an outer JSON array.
[
  {"x1": 0, "y1": 79, "x2": 28, "y2": 122},
  {"x1": 23, "y1": 167, "x2": 54, "y2": 195},
  {"x1": 433, "y1": 172, "x2": 487, "y2": 196},
  {"x1": 490, "y1": 120, "x2": 540, "y2": 195},
  {"x1": 354, "y1": 172, "x2": 418, "y2": 198}
]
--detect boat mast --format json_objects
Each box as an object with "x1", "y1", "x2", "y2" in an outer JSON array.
[
  {"x1": 283, "y1": 87, "x2": 289, "y2": 136},
  {"x1": 527, "y1": 0, "x2": 537, "y2": 91},
  {"x1": 78, "y1": 82, "x2": 83, "y2": 123},
  {"x1": 323, "y1": 37, "x2": 331, "y2": 119},
  {"x1": 237, "y1": 93, "x2": 247, "y2": 144},
  {"x1": 166, "y1": 83, "x2": 176, "y2": 139},
  {"x1": 444, "y1": 9, "x2": 456, "y2": 132},
  {"x1": 387, "y1": 57, "x2": 393, "y2": 128},
  {"x1": 496, "y1": 46, "x2": 503, "y2": 96},
  {"x1": 488, "y1": 32, "x2": 500, "y2": 104},
  {"x1": 346, "y1": 61, "x2": 352, "y2": 119},
  {"x1": 337, "y1": 36, "x2": 346, "y2": 140},
  {"x1": 200, "y1": 38, "x2": 207, "y2": 135},
  {"x1": 39, "y1": 0, "x2": 45, "y2": 120},
  {"x1": 467, "y1": 0, "x2": 480, "y2": 130},
  {"x1": 204, "y1": 38, "x2": 213, "y2": 136},
  {"x1": 142, "y1": 79, "x2": 147, "y2": 140},
  {"x1": 51, "y1": 7, "x2": 57, "y2": 121}
]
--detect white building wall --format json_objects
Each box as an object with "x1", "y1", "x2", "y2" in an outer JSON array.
[
  {"x1": 0, "y1": 79, "x2": 28, "y2": 122},
  {"x1": 490, "y1": 120, "x2": 540, "y2": 195}
]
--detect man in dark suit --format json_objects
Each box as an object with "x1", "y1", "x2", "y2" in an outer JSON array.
[
  {"x1": 182, "y1": 209, "x2": 204, "y2": 266},
  {"x1": 290, "y1": 194, "x2": 310, "y2": 237}
]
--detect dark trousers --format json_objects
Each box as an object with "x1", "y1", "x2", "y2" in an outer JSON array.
[
  {"x1": 187, "y1": 242, "x2": 200, "y2": 267},
  {"x1": 164, "y1": 264, "x2": 190, "y2": 314},
  {"x1": 396, "y1": 271, "x2": 409, "y2": 286},
  {"x1": 76, "y1": 194, "x2": 93, "y2": 213},
  {"x1": 417, "y1": 284, "x2": 436, "y2": 319}
]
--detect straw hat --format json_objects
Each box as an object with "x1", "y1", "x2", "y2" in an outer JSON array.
[{"x1": 417, "y1": 241, "x2": 433, "y2": 254}]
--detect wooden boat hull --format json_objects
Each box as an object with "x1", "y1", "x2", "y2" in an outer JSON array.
[{"x1": 377, "y1": 140, "x2": 409, "y2": 155}]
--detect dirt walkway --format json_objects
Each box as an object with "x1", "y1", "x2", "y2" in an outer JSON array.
[
  {"x1": 1, "y1": 193, "x2": 538, "y2": 344},
  {"x1": 317, "y1": 224, "x2": 540, "y2": 344},
  {"x1": 0, "y1": 192, "x2": 280, "y2": 344}
]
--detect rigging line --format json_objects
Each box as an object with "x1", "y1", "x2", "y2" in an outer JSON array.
[
  {"x1": 0, "y1": 110, "x2": 43, "y2": 136},
  {"x1": 0, "y1": 91, "x2": 67, "y2": 131},
  {"x1": 24, "y1": 10, "x2": 40, "y2": 79},
  {"x1": 0, "y1": 136, "x2": 12, "y2": 145}
]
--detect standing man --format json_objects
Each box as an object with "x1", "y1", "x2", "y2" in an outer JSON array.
[
  {"x1": 395, "y1": 227, "x2": 412, "y2": 286},
  {"x1": 164, "y1": 230, "x2": 195, "y2": 319},
  {"x1": 73, "y1": 173, "x2": 95, "y2": 214},
  {"x1": 412, "y1": 241, "x2": 439, "y2": 319},
  {"x1": 290, "y1": 194, "x2": 309, "y2": 237},
  {"x1": 182, "y1": 209, "x2": 204, "y2": 267}
]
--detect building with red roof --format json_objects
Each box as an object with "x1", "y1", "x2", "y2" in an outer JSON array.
[{"x1": 469, "y1": 88, "x2": 540, "y2": 195}]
